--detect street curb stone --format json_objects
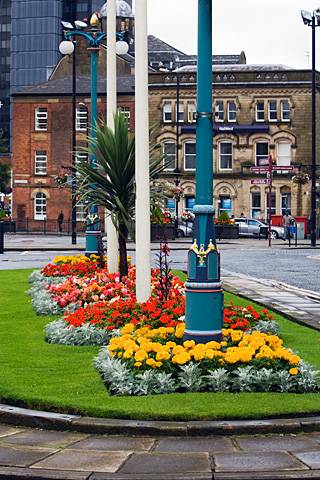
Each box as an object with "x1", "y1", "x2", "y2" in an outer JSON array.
[{"x1": 0, "y1": 404, "x2": 319, "y2": 437}]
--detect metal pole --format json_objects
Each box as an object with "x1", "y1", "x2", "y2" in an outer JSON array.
[
  {"x1": 135, "y1": 0, "x2": 151, "y2": 302},
  {"x1": 71, "y1": 40, "x2": 77, "y2": 245},
  {"x1": 106, "y1": 0, "x2": 120, "y2": 273},
  {"x1": 311, "y1": 15, "x2": 317, "y2": 247},
  {"x1": 85, "y1": 46, "x2": 101, "y2": 256},
  {"x1": 268, "y1": 154, "x2": 272, "y2": 248},
  {"x1": 185, "y1": 0, "x2": 223, "y2": 342},
  {"x1": 174, "y1": 69, "x2": 180, "y2": 233}
]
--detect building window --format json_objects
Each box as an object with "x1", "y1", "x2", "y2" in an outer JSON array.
[
  {"x1": 251, "y1": 191, "x2": 261, "y2": 219},
  {"x1": 184, "y1": 142, "x2": 196, "y2": 170},
  {"x1": 75, "y1": 152, "x2": 88, "y2": 176},
  {"x1": 166, "y1": 198, "x2": 176, "y2": 214},
  {"x1": 185, "y1": 196, "x2": 195, "y2": 211},
  {"x1": 219, "y1": 195, "x2": 233, "y2": 216},
  {"x1": 163, "y1": 102, "x2": 172, "y2": 123},
  {"x1": 34, "y1": 151, "x2": 47, "y2": 175},
  {"x1": 215, "y1": 100, "x2": 224, "y2": 122},
  {"x1": 163, "y1": 141, "x2": 176, "y2": 170},
  {"x1": 187, "y1": 102, "x2": 196, "y2": 123},
  {"x1": 255, "y1": 142, "x2": 269, "y2": 166},
  {"x1": 76, "y1": 201, "x2": 88, "y2": 221},
  {"x1": 256, "y1": 101, "x2": 265, "y2": 122},
  {"x1": 176, "y1": 102, "x2": 184, "y2": 123},
  {"x1": 265, "y1": 192, "x2": 276, "y2": 219},
  {"x1": 276, "y1": 142, "x2": 291, "y2": 166},
  {"x1": 34, "y1": 193, "x2": 47, "y2": 220},
  {"x1": 219, "y1": 142, "x2": 233, "y2": 170},
  {"x1": 76, "y1": 105, "x2": 88, "y2": 131},
  {"x1": 281, "y1": 192, "x2": 291, "y2": 215},
  {"x1": 35, "y1": 107, "x2": 48, "y2": 131},
  {"x1": 227, "y1": 101, "x2": 237, "y2": 122},
  {"x1": 268, "y1": 100, "x2": 277, "y2": 122},
  {"x1": 281, "y1": 100, "x2": 290, "y2": 122},
  {"x1": 119, "y1": 106, "x2": 130, "y2": 127}
]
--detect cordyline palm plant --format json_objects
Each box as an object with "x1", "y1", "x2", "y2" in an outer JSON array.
[{"x1": 76, "y1": 111, "x2": 166, "y2": 279}]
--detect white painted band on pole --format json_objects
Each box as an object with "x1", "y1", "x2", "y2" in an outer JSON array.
[
  {"x1": 184, "y1": 329, "x2": 222, "y2": 336},
  {"x1": 106, "y1": 0, "x2": 119, "y2": 273},
  {"x1": 135, "y1": 0, "x2": 151, "y2": 302}
]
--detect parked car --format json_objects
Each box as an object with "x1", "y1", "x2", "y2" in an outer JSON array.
[
  {"x1": 177, "y1": 221, "x2": 193, "y2": 238},
  {"x1": 234, "y1": 218, "x2": 285, "y2": 239}
]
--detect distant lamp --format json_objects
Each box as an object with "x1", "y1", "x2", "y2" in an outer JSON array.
[
  {"x1": 115, "y1": 40, "x2": 129, "y2": 55},
  {"x1": 59, "y1": 40, "x2": 75, "y2": 55},
  {"x1": 61, "y1": 21, "x2": 74, "y2": 30},
  {"x1": 301, "y1": 10, "x2": 313, "y2": 25},
  {"x1": 74, "y1": 20, "x2": 88, "y2": 29},
  {"x1": 90, "y1": 12, "x2": 100, "y2": 27},
  {"x1": 100, "y1": 0, "x2": 134, "y2": 19}
]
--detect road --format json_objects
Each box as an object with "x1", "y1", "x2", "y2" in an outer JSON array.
[{"x1": 0, "y1": 235, "x2": 319, "y2": 293}]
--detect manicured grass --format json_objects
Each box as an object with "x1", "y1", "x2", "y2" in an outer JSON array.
[{"x1": 0, "y1": 268, "x2": 319, "y2": 421}]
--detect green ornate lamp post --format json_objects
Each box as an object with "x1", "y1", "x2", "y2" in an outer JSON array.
[
  {"x1": 184, "y1": 0, "x2": 223, "y2": 342},
  {"x1": 60, "y1": 14, "x2": 129, "y2": 256}
]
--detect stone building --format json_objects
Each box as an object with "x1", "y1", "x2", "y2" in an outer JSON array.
[{"x1": 150, "y1": 65, "x2": 318, "y2": 220}]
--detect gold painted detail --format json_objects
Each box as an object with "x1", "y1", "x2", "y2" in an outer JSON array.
[
  {"x1": 191, "y1": 239, "x2": 216, "y2": 266},
  {"x1": 87, "y1": 213, "x2": 99, "y2": 224}
]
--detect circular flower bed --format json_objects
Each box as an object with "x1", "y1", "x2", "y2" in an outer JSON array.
[{"x1": 94, "y1": 323, "x2": 318, "y2": 396}]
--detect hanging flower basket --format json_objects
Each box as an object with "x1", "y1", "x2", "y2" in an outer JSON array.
[{"x1": 292, "y1": 173, "x2": 310, "y2": 185}]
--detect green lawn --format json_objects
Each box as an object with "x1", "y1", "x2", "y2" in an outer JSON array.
[{"x1": 0, "y1": 268, "x2": 319, "y2": 421}]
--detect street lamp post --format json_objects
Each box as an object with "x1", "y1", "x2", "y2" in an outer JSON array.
[
  {"x1": 184, "y1": 0, "x2": 223, "y2": 343},
  {"x1": 71, "y1": 40, "x2": 77, "y2": 245},
  {"x1": 174, "y1": 62, "x2": 181, "y2": 233},
  {"x1": 60, "y1": 14, "x2": 128, "y2": 256},
  {"x1": 301, "y1": 9, "x2": 320, "y2": 247}
]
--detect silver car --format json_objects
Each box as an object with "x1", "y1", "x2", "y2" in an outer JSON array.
[{"x1": 234, "y1": 218, "x2": 285, "y2": 239}]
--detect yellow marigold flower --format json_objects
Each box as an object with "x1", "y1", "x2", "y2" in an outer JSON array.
[
  {"x1": 289, "y1": 367, "x2": 298, "y2": 375},
  {"x1": 121, "y1": 324, "x2": 135, "y2": 335},
  {"x1": 146, "y1": 358, "x2": 157, "y2": 368},
  {"x1": 155, "y1": 361, "x2": 163, "y2": 368},
  {"x1": 289, "y1": 355, "x2": 300, "y2": 366},
  {"x1": 175, "y1": 323, "x2": 185, "y2": 338},
  {"x1": 117, "y1": 352, "x2": 123, "y2": 358},
  {"x1": 183, "y1": 340, "x2": 196, "y2": 350},
  {"x1": 206, "y1": 341, "x2": 221, "y2": 350},
  {"x1": 134, "y1": 361, "x2": 142, "y2": 367},
  {"x1": 156, "y1": 351, "x2": 171, "y2": 361},
  {"x1": 204, "y1": 348, "x2": 215, "y2": 359},
  {"x1": 172, "y1": 345, "x2": 185, "y2": 355},
  {"x1": 134, "y1": 350, "x2": 149, "y2": 362},
  {"x1": 166, "y1": 341, "x2": 177, "y2": 349},
  {"x1": 123, "y1": 349, "x2": 134, "y2": 359},
  {"x1": 220, "y1": 341, "x2": 227, "y2": 347},
  {"x1": 172, "y1": 353, "x2": 190, "y2": 365}
]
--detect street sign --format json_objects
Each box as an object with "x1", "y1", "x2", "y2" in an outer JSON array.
[
  {"x1": 250, "y1": 167, "x2": 269, "y2": 173},
  {"x1": 272, "y1": 166, "x2": 294, "y2": 171},
  {"x1": 251, "y1": 179, "x2": 271, "y2": 185}
]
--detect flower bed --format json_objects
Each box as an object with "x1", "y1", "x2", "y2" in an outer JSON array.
[{"x1": 94, "y1": 323, "x2": 318, "y2": 396}]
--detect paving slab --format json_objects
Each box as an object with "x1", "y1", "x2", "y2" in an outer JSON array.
[
  {"x1": 0, "y1": 425, "x2": 22, "y2": 438},
  {"x1": 293, "y1": 451, "x2": 320, "y2": 469},
  {"x1": 154, "y1": 436, "x2": 235, "y2": 453},
  {"x1": 0, "y1": 466, "x2": 90, "y2": 479},
  {"x1": 213, "y1": 451, "x2": 308, "y2": 472},
  {"x1": 235, "y1": 434, "x2": 320, "y2": 452},
  {"x1": 31, "y1": 449, "x2": 129, "y2": 473},
  {"x1": 0, "y1": 444, "x2": 56, "y2": 467},
  {"x1": 71, "y1": 435, "x2": 154, "y2": 451},
  {"x1": 93, "y1": 474, "x2": 213, "y2": 480},
  {"x1": 118, "y1": 452, "x2": 211, "y2": 474},
  {"x1": 0, "y1": 429, "x2": 87, "y2": 448},
  {"x1": 214, "y1": 471, "x2": 320, "y2": 479}
]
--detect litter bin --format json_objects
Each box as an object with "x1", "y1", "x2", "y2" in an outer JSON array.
[{"x1": 296, "y1": 222, "x2": 305, "y2": 240}]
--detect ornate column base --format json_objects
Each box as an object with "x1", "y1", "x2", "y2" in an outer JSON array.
[{"x1": 85, "y1": 209, "x2": 101, "y2": 257}]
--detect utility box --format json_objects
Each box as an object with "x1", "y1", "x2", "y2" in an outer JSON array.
[{"x1": 296, "y1": 222, "x2": 305, "y2": 240}]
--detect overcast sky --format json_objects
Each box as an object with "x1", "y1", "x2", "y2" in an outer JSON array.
[{"x1": 145, "y1": 0, "x2": 320, "y2": 70}]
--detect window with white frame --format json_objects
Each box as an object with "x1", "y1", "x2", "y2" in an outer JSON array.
[
  {"x1": 34, "y1": 192, "x2": 47, "y2": 220},
  {"x1": 281, "y1": 192, "x2": 291, "y2": 215},
  {"x1": 215, "y1": 100, "x2": 224, "y2": 122},
  {"x1": 187, "y1": 102, "x2": 196, "y2": 123},
  {"x1": 163, "y1": 102, "x2": 172, "y2": 123},
  {"x1": 119, "y1": 106, "x2": 130, "y2": 127},
  {"x1": 34, "y1": 150, "x2": 47, "y2": 175},
  {"x1": 184, "y1": 142, "x2": 196, "y2": 170},
  {"x1": 76, "y1": 105, "x2": 88, "y2": 131},
  {"x1": 176, "y1": 102, "x2": 184, "y2": 123},
  {"x1": 75, "y1": 152, "x2": 88, "y2": 176},
  {"x1": 256, "y1": 101, "x2": 265, "y2": 122},
  {"x1": 227, "y1": 101, "x2": 237, "y2": 122},
  {"x1": 281, "y1": 100, "x2": 290, "y2": 122},
  {"x1": 163, "y1": 141, "x2": 176, "y2": 170},
  {"x1": 276, "y1": 142, "x2": 291, "y2": 166},
  {"x1": 251, "y1": 191, "x2": 261, "y2": 219},
  {"x1": 35, "y1": 107, "x2": 48, "y2": 131},
  {"x1": 219, "y1": 142, "x2": 233, "y2": 170},
  {"x1": 255, "y1": 142, "x2": 269, "y2": 166},
  {"x1": 268, "y1": 100, "x2": 277, "y2": 122},
  {"x1": 76, "y1": 201, "x2": 88, "y2": 221}
]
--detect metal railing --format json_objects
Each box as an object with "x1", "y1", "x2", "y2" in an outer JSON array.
[{"x1": 15, "y1": 218, "x2": 87, "y2": 235}]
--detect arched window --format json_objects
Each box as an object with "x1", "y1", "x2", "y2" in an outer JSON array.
[
  {"x1": 34, "y1": 193, "x2": 47, "y2": 220},
  {"x1": 163, "y1": 141, "x2": 176, "y2": 170}
]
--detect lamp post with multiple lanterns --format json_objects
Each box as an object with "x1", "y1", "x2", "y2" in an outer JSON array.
[
  {"x1": 301, "y1": 9, "x2": 320, "y2": 247},
  {"x1": 59, "y1": 14, "x2": 129, "y2": 256}
]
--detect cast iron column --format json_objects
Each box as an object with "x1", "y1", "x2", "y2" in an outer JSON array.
[
  {"x1": 311, "y1": 14, "x2": 317, "y2": 247},
  {"x1": 184, "y1": 0, "x2": 223, "y2": 342},
  {"x1": 71, "y1": 40, "x2": 77, "y2": 245}
]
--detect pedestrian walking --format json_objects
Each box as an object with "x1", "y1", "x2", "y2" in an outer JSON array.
[
  {"x1": 57, "y1": 211, "x2": 64, "y2": 234},
  {"x1": 283, "y1": 210, "x2": 294, "y2": 241}
]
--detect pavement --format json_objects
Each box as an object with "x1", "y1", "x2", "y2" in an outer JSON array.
[{"x1": 1, "y1": 234, "x2": 320, "y2": 478}]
